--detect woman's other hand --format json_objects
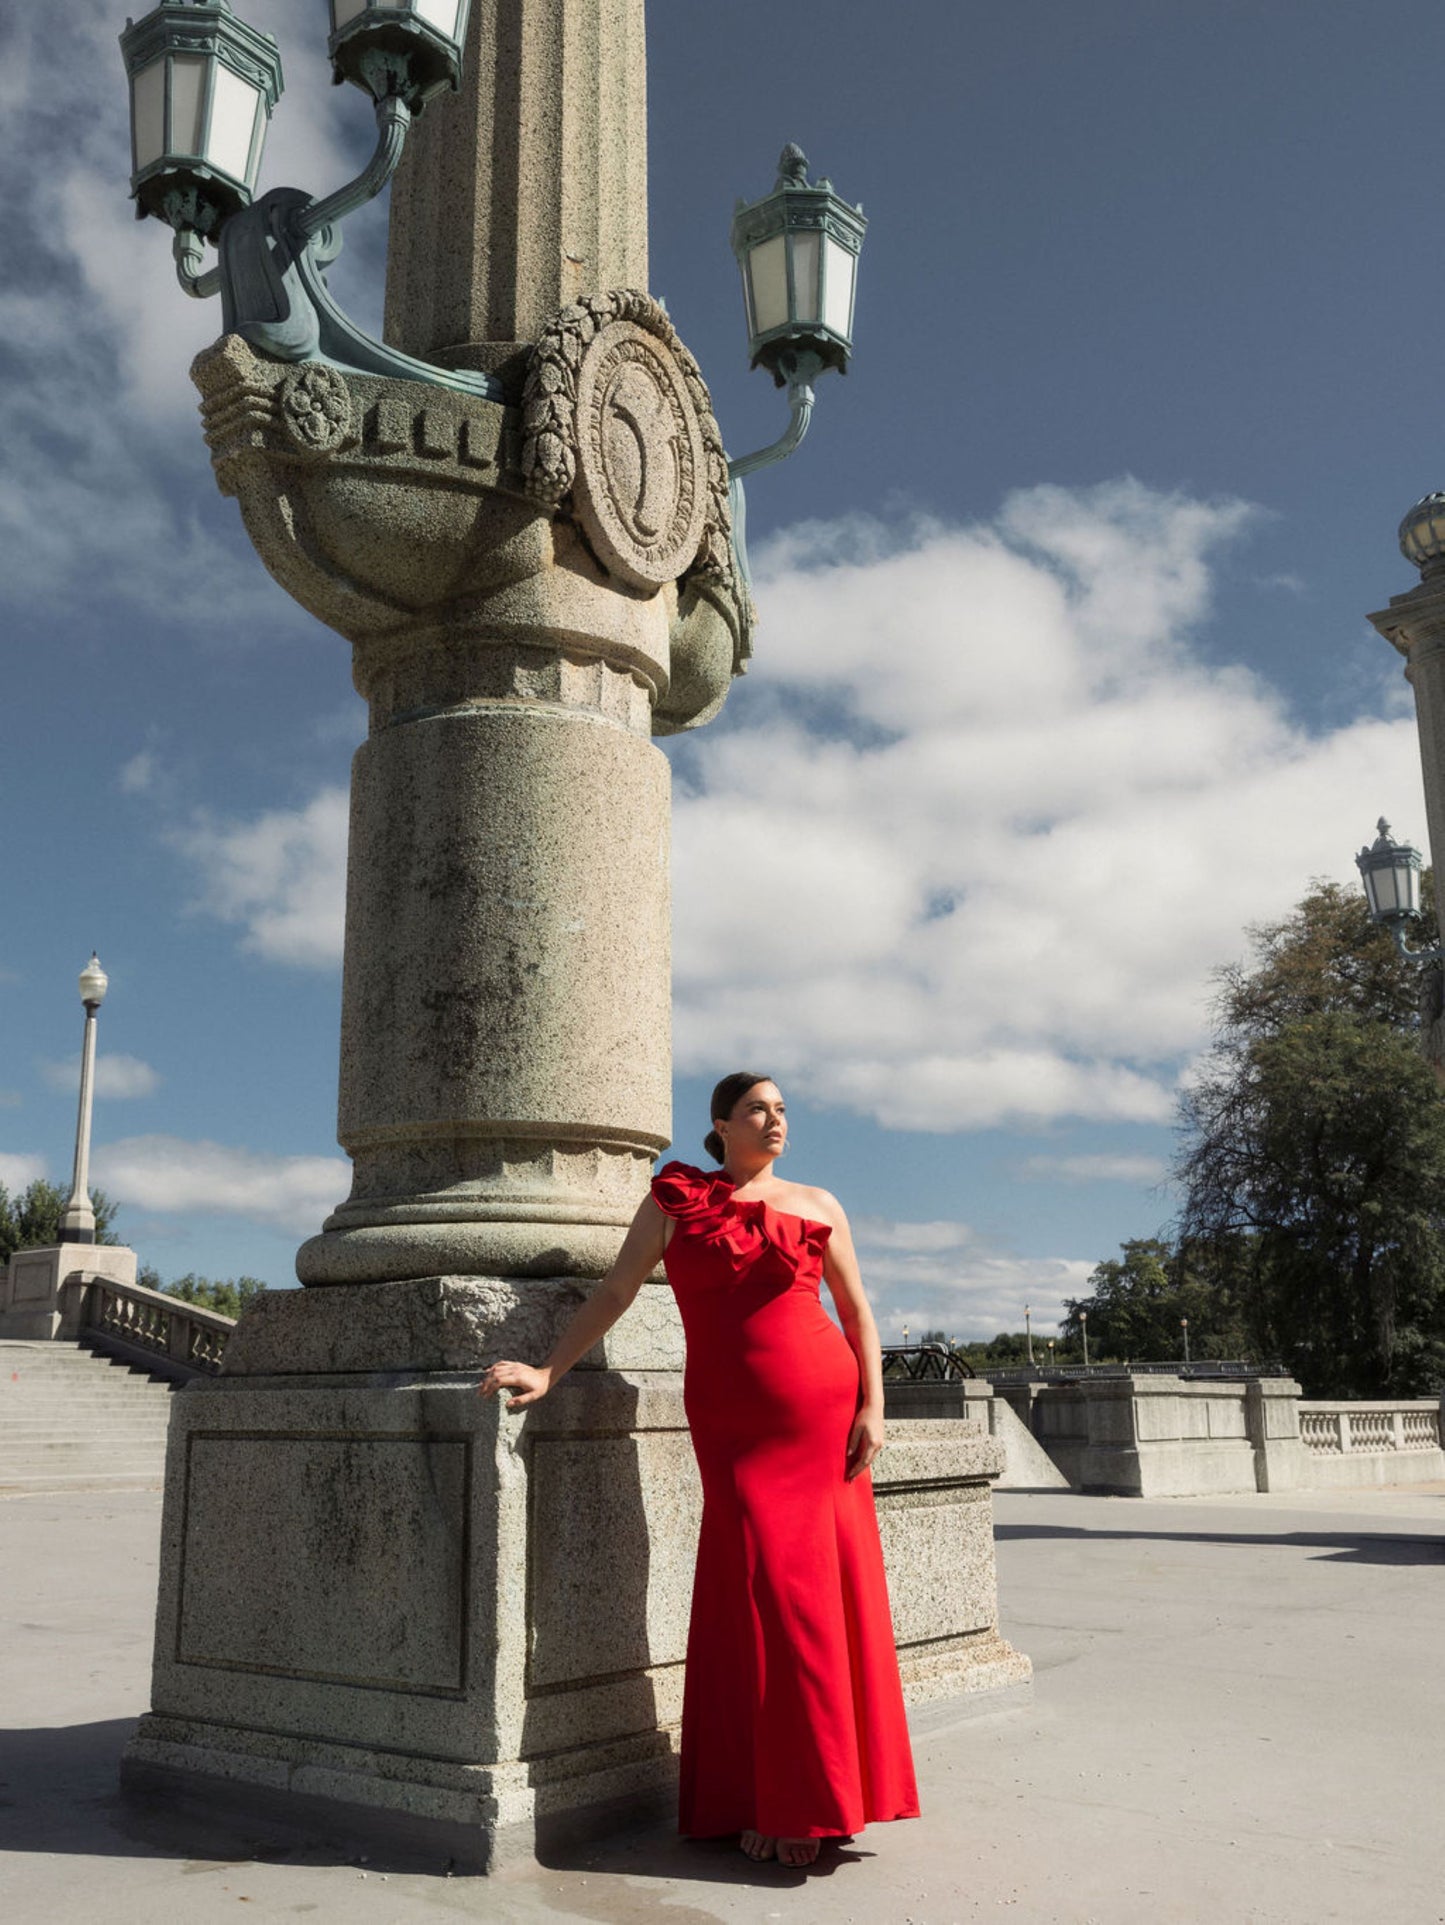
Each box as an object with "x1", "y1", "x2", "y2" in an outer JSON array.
[
  {"x1": 845, "y1": 1402, "x2": 885, "y2": 1481},
  {"x1": 478, "y1": 1360, "x2": 553, "y2": 1410}
]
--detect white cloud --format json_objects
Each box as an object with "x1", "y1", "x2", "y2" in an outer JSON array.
[
  {"x1": 0, "y1": 2, "x2": 370, "y2": 631},
  {"x1": 0, "y1": 1091, "x2": 22, "y2": 1110},
  {"x1": 0, "y1": 1153, "x2": 47, "y2": 1192},
  {"x1": 174, "y1": 788, "x2": 349, "y2": 969},
  {"x1": 91, "y1": 1135, "x2": 350, "y2": 1236},
  {"x1": 671, "y1": 483, "x2": 1424, "y2": 1132},
  {"x1": 40, "y1": 1054, "x2": 160, "y2": 1100},
  {"x1": 1020, "y1": 1153, "x2": 1169, "y2": 1185},
  {"x1": 852, "y1": 1215, "x2": 1092, "y2": 1342},
  {"x1": 119, "y1": 751, "x2": 158, "y2": 796}
]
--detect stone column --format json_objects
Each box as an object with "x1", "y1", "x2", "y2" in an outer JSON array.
[
  {"x1": 385, "y1": 0, "x2": 648, "y2": 386},
  {"x1": 1369, "y1": 537, "x2": 1445, "y2": 1068},
  {"x1": 121, "y1": 2, "x2": 1027, "y2": 1864}
]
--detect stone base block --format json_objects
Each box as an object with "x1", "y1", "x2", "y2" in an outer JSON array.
[
  {"x1": 0, "y1": 1243, "x2": 136, "y2": 1340},
  {"x1": 124, "y1": 1288, "x2": 1027, "y2": 1867}
]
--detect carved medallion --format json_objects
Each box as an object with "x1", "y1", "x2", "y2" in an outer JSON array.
[
  {"x1": 572, "y1": 320, "x2": 706, "y2": 591},
  {"x1": 279, "y1": 363, "x2": 352, "y2": 452}
]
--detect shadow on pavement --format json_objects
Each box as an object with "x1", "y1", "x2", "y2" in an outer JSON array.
[
  {"x1": 0, "y1": 1718, "x2": 424, "y2": 1874},
  {"x1": 993, "y1": 1523, "x2": 1443, "y2": 1565}
]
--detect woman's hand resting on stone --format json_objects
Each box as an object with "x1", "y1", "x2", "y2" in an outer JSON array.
[{"x1": 478, "y1": 1360, "x2": 554, "y2": 1410}]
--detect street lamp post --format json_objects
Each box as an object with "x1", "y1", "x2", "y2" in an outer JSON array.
[
  {"x1": 1025, "y1": 1303, "x2": 1034, "y2": 1365},
  {"x1": 1366, "y1": 493, "x2": 1445, "y2": 1072},
  {"x1": 1080, "y1": 1308, "x2": 1089, "y2": 1368},
  {"x1": 1181, "y1": 1316, "x2": 1190, "y2": 1365},
  {"x1": 107, "y1": 0, "x2": 973, "y2": 1871},
  {"x1": 58, "y1": 955, "x2": 109, "y2": 1246}
]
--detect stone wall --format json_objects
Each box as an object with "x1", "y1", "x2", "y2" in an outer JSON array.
[{"x1": 984, "y1": 1374, "x2": 1444, "y2": 1497}]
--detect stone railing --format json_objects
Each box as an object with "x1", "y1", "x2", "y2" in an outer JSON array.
[
  {"x1": 984, "y1": 1372, "x2": 1445, "y2": 1498},
  {"x1": 61, "y1": 1276, "x2": 236, "y2": 1383},
  {"x1": 1299, "y1": 1401, "x2": 1440, "y2": 1459}
]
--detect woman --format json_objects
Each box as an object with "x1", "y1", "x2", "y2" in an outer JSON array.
[{"x1": 480, "y1": 1072, "x2": 919, "y2": 1870}]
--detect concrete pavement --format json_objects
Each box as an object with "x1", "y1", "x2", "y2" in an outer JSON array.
[{"x1": 1, "y1": 1483, "x2": 1441, "y2": 1924}]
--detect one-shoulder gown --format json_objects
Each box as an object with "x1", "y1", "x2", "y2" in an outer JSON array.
[{"x1": 651, "y1": 1161, "x2": 919, "y2": 1840}]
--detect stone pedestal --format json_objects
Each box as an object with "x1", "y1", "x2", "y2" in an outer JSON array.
[
  {"x1": 0, "y1": 1243, "x2": 136, "y2": 1341},
  {"x1": 122, "y1": 1285, "x2": 1027, "y2": 1868}
]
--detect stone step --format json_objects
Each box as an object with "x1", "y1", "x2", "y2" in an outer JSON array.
[
  {"x1": 1, "y1": 1424, "x2": 172, "y2": 1439},
  {"x1": 0, "y1": 1470, "x2": 165, "y2": 1493}
]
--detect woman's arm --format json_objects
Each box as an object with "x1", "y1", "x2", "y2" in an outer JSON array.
[
  {"x1": 478, "y1": 1195, "x2": 670, "y2": 1410},
  {"x1": 819, "y1": 1203, "x2": 887, "y2": 1480}
]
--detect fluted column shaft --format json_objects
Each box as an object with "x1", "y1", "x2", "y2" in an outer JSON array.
[{"x1": 384, "y1": 0, "x2": 648, "y2": 372}]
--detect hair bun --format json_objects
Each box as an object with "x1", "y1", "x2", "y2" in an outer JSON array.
[{"x1": 703, "y1": 1129, "x2": 725, "y2": 1163}]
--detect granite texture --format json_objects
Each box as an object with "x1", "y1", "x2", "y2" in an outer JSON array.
[
  {"x1": 222, "y1": 1274, "x2": 685, "y2": 1376},
  {"x1": 383, "y1": 0, "x2": 649, "y2": 375}
]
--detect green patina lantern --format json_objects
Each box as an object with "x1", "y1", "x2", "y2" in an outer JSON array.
[
  {"x1": 328, "y1": 0, "x2": 473, "y2": 109},
  {"x1": 1356, "y1": 818, "x2": 1424, "y2": 928},
  {"x1": 120, "y1": 0, "x2": 283, "y2": 235},
  {"x1": 730, "y1": 145, "x2": 867, "y2": 386}
]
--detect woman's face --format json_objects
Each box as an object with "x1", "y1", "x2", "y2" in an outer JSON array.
[{"x1": 718, "y1": 1080, "x2": 787, "y2": 1161}]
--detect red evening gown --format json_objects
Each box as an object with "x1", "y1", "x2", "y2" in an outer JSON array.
[{"x1": 651, "y1": 1161, "x2": 920, "y2": 1840}]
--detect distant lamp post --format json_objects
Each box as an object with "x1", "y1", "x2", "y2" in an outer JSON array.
[
  {"x1": 1080, "y1": 1309, "x2": 1090, "y2": 1368},
  {"x1": 1180, "y1": 1316, "x2": 1190, "y2": 1365},
  {"x1": 726, "y1": 145, "x2": 867, "y2": 585},
  {"x1": 59, "y1": 954, "x2": 109, "y2": 1246},
  {"x1": 1046, "y1": 1339, "x2": 1055, "y2": 1369},
  {"x1": 1025, "y1": 1303, "x2": 1034, "y2": 1365},
  {"x1": 1355, "y1": 818, "x2": 1440, "y2": 962}
]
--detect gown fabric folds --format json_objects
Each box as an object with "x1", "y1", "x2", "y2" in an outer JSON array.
[{"x1": 651, "y1": 1161, "x2": 920, "y2": 1840}]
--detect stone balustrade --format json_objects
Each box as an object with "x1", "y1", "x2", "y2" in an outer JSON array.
[
  {"x1": 984, "y1": 1373, "x2": 1445, "y2": 1497},
  {"x1": 1296, "y1": 1399, "x2": 1443, "y2": 1486},
  {"x1": 61, "y1": 1276, "x2": 235, "y2": 1383}
]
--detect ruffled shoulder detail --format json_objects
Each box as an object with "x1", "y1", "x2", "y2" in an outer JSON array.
[
  {"x1": 650, "y1": 1160, "x2": 731, "y2": 1220},
  {"x1": 651, "y1": 1161, "x2": 833, "y2": 1266}
]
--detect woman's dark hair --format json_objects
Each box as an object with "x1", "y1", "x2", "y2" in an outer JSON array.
[{"x1": 704, "y1": 1071, "x2": 774, "y2": 1163}]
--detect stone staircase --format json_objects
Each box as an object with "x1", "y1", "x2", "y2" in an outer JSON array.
[{"x1": 0, "y1": 1339, "x2": 175, "y2": 1493}]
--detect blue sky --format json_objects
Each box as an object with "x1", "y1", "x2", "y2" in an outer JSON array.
[{"x1": 2, "y1": 2, "x2": 1438, "y2": 1339}]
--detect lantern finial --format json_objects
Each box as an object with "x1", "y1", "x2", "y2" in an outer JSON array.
[{"x1": 777, "y1": 144, "x2": 809, "y2": 188}]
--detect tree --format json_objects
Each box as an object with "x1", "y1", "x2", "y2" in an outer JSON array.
[
  {"x1": 1175, "y1": 880, "x2": 1445, "y2": 1394},
  {"x1": 1061, "y1": 1237, "x2": 1252, "y2": 1364},
  {"x1": 0, "y1": 1180, "x2": 120, "y2": 1264},
  {"x1": 162, "y1": 1274, "x2": 269, "y2": 1320}
]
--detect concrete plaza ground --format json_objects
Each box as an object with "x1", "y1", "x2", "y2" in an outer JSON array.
[{"x1": 1, "y1": 1482, "x2": 1440, "y2": 1925}]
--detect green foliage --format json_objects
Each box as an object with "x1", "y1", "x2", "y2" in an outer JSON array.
[
  {"x1": 953, "y1": 1330, "x2": 1058, "y2": 1370},
  {"x1": 1067, "y1": 881, "x2": 1445, "y2": 1393},
  {"x1": 1174, "y1": 880, "x2": 1445, "y2": 1394},
  {"x1": 1061, "y1": 1237, "x2": 1252, "y2": 1364},
  {"x1": 0, "y1": 1180, "x2": 119, "y2": 1264},
  {"x1": 161, "y1": 1274, "x2": 268, "y2": 1321}
]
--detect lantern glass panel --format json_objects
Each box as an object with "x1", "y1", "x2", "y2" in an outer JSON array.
[
  {"x1": 790, "y1": 230, "x2": 820, "y2": 323},
  {"x1": 332, "y1": 0, "x2": 367, "y2": 22},
  {"x1": 748, "y1": 234, "x2": 789, "y2": 336},
  {"x1": 823, "y1": 237, "x2": 856, "y2": 338},
  {"x1": 170, "y1": 53, "x2": 209, "y2": 158},
  {"x1": 1373, "y1": 867, "x2": 1398, "y2": 917},
  {"x1": 208, "y1": 63, "x2": 260, "y2": 182},
  {"x1": 131, "y1": 58, "x2": 167, "y2": 172},
  {"x1": 417, "y1": 0, "x2": 463, "y2": 33},
  {"x1": 1402, "y1": 862, "x2": 1422, "y2": 916}
]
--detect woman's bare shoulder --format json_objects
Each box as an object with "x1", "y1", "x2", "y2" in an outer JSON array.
[{"x1": 775, "y1": 1181, "x2": 848, "y2": 1230}]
